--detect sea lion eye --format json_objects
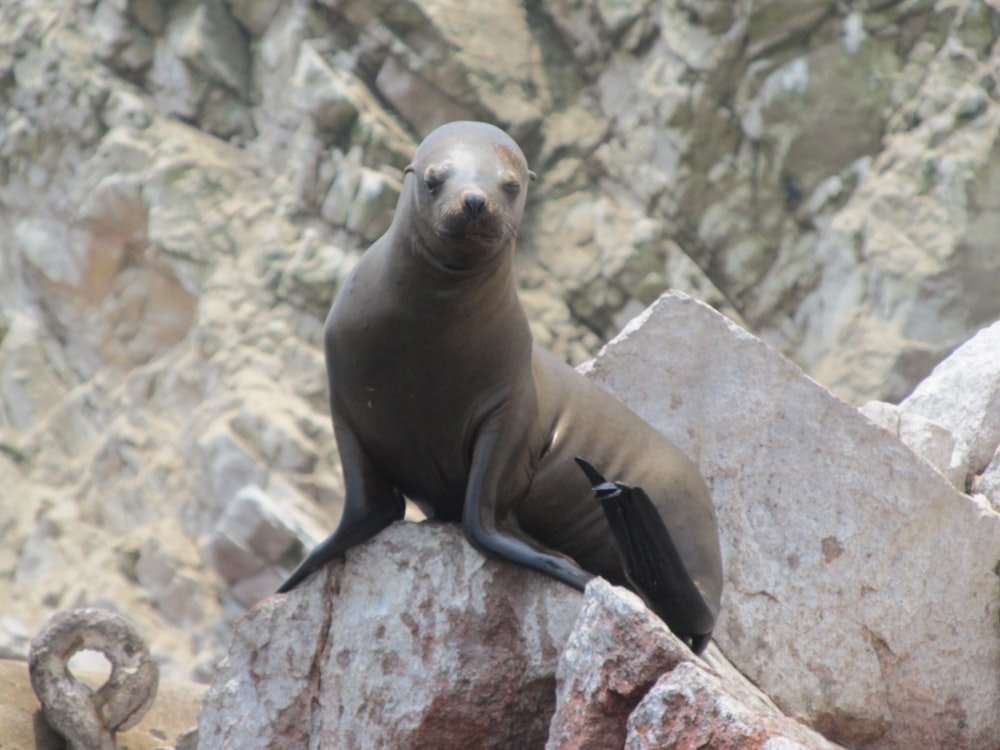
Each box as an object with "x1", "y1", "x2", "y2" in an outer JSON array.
[
  {"x1": 501, "y1": 171, "x2": 521, "y2": 194},
  {"x1": 423, "y1": 165, "x2": 448, "y2": 193}
]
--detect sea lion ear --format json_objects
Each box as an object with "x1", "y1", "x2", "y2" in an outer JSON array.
[
  {"x1": 528, "y1": 170, "x2": 537, "y2": 182},
  {"x1": 404, "y1": 164, "x2": 415, "y2": 175}
]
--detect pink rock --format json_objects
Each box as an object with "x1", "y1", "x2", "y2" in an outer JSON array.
[
  {"x1": 197, "y1": 521, "x2": 583, "y2": 749},
  {"x1": 546, "y1": 578, "x2": 690, "y2": 750},
  {"x1": 626, "y1": 661, "x2": 842, "y2": 750}
]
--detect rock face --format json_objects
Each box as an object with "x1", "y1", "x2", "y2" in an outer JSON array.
[
  {"x1": 1, "y1": 0, "x2": 999, "y2": 745},
  {"x1": 582, "y1": 292, "x2": 1000, "y2": 750}
]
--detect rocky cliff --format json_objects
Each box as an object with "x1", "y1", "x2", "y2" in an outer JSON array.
[{"x1": 1, "y1": 0, "x2": 999, "y2": 747}]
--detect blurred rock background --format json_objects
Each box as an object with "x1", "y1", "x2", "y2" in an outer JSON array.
[{"x1": 1, "y1": 0, "x2": 998, "y2": 685}]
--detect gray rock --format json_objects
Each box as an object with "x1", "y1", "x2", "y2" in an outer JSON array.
[
  {"x1": 227, "y1": 0, "x2": 283, "y2": 35},
  {"x1": 0, "y1": 315, "x2": 70, "y2": 432},
  {"x1": 859, "y1": 400, "x2": 971, "y2": 491},
  {"x1": 900, "y1": 320, "x2": 1000, "y2": 476},
  {"x1": 582, "y1": 291, "x2": 1000, "y2": 750},
  {"x1": 976, "y1": 451, "x2": 1000, "y2": 510},
  {"x1": 204, "y1": 484, "x2": 305, "y2": 589}
]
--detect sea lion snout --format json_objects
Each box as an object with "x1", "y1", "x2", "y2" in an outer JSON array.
[{"x1": 462, "y1": 190, "x2": 488, "y2": 218}]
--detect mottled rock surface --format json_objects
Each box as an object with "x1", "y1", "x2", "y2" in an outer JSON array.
[
  {"x1": 198, "y1": 522, "x2": 583, "y2": 750},
  {"x1": 548, "y1": 579, "x2": 840, "y2": 750},
  {"x1": 583, "y1": 292, "x2": 1000, "y2": 750},
  {"x1": 546, "y1": 579, "x2": 690, "y2": 750},
  {"x1": 201, "y1": 525, "x2": 843, "y2": 750}
]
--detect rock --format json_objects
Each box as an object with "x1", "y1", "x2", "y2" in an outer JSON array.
[
  {"x1": 976, "y1": 442, "x2": 1000, "y2": 509},
  {"x1": 582, "y1": 291, "x2": 1000, "y2": 750},
  {"x1": 0, "y1": 315, "x2": 70, "y2": 432},
  {"x1": 546, "y1": 579, "x2": 690, "y2": 750},
  {"x1": 205, "y1": 524, "x2": 852, "y2": 749},
  {"x1": 548, "y1": 577, "x2": 841, "y2": 750},
  {"x1": 198, "y1": 522, "x2": 584, "y2": 749},
  {"x1": 859, "y1": 400, "x2": 971, "y2": 491},
  {"x1": 227, "y1": 0, "x2": 282, "y2": 36},
  {"x1": 84, "y1": 0, "x2": 157, "y2": 74},
  {"x1": 900, "y1": 320, "x2": 1000, "y2": 477},
  {"x1": 204, "y1": 484, "x2": 305, "y2": 590},
  {"x1": 626, "y1": 660, "x2": 841, "y2": 750}
]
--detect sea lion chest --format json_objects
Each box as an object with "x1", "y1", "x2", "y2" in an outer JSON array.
[{"x1": 324, "y1": 240, "x2": 536, "y2": 518}]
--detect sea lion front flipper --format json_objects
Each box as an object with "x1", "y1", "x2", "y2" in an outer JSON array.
[
  {"x1": 462, "y1": 422, "x2": 594, "y2": 591},
  {"x1": 276, "y1": 419, "x2": 405, "y2": 594},
  {"x1": 574, "y1": 457, "x2": 717, "y2": 653}
]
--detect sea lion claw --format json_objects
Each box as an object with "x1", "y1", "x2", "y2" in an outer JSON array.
[{"x1": 574, "y1": 456, "x2": 619, "y2": 498}]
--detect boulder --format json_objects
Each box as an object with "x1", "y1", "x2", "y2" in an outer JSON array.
[
  {"x1": 197, "y1": 522, "x2": 583, "y2": 749},
  {"x1": 547, "y1": 579, "x2": 840, "y2": 750},
  {"x1": 581, "y1": 291, "x2": 1000, "y2": 750},
  {"x1": 858, "y1": 400, "x2": 970, "y2": 491},
  {"x1": 626, "y1": 661, "x2": 840, "y2": 750},
  {"x1": 900, "y1": 319, "x2": 1000, "y2": 478},
  {"x1": 202, "y1": 521, "x2": 854, "y2": 749},
  {"x1": 546, "y1": 578, "x2": 689, "y2": 750}
]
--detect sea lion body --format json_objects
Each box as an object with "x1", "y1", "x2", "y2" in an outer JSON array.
[{"x1": 280, "y1": 121, "x2": 722, "y2": 647}]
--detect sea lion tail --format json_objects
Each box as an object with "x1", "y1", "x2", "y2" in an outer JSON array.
[{"x1": 574, "y1": 457, "x2": 718, "y2": 654}]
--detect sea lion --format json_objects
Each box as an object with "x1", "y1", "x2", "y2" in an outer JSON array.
[{"x1": 277, "y1": 121, "x2": 723, "y2": 651}]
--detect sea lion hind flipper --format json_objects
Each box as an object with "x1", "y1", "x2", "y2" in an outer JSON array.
[{"x1": 575, "y1": 457, "x2": 717, "y2": 653}]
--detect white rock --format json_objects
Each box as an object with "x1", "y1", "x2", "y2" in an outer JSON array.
[
  {"x1": 0, "y1": 315, "x2": 67, "y2": 430},
  {"x1": 975, "y1": 449, "x2": 1000, "y2": 510},
  {"x1": 860, "y1": 400, "x2": 971, "y2": 490},
  {"x1": 901, "y1": 320, "x2": 1000, "y2": 475},
  {"x1": 582, "y1": 291, "x2": 1000, "y2": 750}
]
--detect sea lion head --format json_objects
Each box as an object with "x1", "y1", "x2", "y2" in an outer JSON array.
[{"x1": 401, "y1": 121, "x2": 536, "y2": 272}]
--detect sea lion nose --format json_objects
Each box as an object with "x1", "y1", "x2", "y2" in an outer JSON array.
[{"x1": 462, "y1": 191, "x2": 487, "y2": 218}]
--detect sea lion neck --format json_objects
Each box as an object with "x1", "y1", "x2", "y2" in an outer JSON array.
[{"x1": 386, "y1": 218, "x2": 519, "y2": 307}]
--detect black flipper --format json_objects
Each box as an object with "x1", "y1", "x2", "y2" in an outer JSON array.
[
  {"x1": 276, "y1": 491, "x2": 403, "y2": 594},
  {"x1": 574, "y1": 456, "x2": 716, "y2": 653}
]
